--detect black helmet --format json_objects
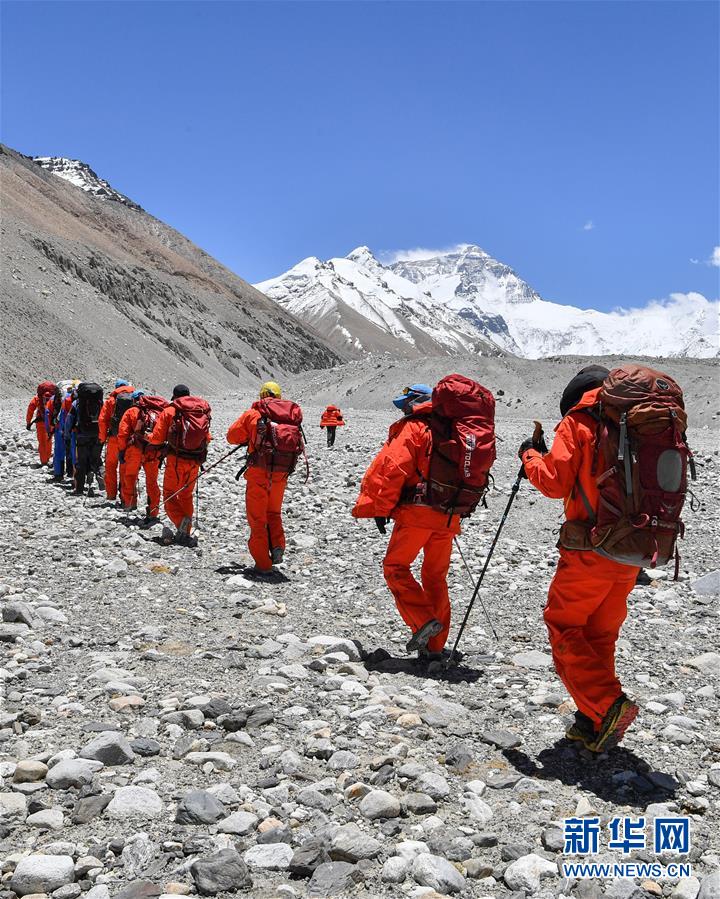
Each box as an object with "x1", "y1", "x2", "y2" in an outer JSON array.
[{"x1": 559, "y1": 365, "x2": 609, "y2": 417}]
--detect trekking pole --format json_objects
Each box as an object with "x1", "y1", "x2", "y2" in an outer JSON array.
[
  {"x1": 448, "y1": 421, "x2": 545, "y2": 664},
  {"x1": 453, "y1": 536, "x2": 499, "y2": 642},
  {"x1": 194, "y1": 475, "x2": 200, "y2": 534},
  {"x1": 162, "y1": 444, "x2": 243, "y2": 506}
]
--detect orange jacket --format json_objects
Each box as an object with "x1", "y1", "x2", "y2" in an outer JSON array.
[
  {"x1": 25, "y1": 396, "x2": 41, "y2": 428},
  {"x1": 117, "y1": 406, "x2": 141, "y2": 452},
  {"x1": 98, "y1": 385, "x2": 134, "y2": 443},
  {"x1": 522, "y1": 387, "x2": 601, "y2": 522},
  {"x1": 352, "y1": 401, "x2": 460, "y2": 532},
  {"x1": 226, "y1": 408, "x2": 262, "y2": 451},
  {"x1": 320, "y1": 406, "x2": 344, "y2": 428}
]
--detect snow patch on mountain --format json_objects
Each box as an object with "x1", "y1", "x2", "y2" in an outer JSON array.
[
  {"x1": 33, "y1": 157, "x2": 142, "y2": 210},
  {"x1": 258, "y1": 245, "x2": 719, "y2": 360}
]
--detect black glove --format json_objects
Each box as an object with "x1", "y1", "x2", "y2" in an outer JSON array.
[
  {"x1": 26, "y1": 423, "x2": 31, "y2": 431},
  {"x1": 118, "y1": 450, "x2": 126, "y2": 464},
  {"x1": 374, "y1": 516, "x2": 389, "y2": 535},
  {"x1": 518, "y1": 438, "x2": 535, "y2": 459}
]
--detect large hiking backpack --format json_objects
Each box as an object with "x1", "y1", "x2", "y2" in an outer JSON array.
[
  {"x1": 48, "y1": 385, "x2": 63, "y2": 428},
  {"x1": 568, "y1": 364, "x2": 695, "y2": 576},
  {"x1": 250, "y1": 398, "x2": 305, "y2": 475},
  {"x1": 76, "y1": 382, "x2": 104, "y2": 434},
  {"x1": 109, "y1": 390, "x2": 135, "y2": 436},
  {"x1": 167, "y1": 396, "x2": 211, "y2": 461},
  {"x1": 403, "y1": 374, "x2": 496, "y2": 518},
  {"x1": 133, "y1": 395, "x2": 169, "y2": 445}
]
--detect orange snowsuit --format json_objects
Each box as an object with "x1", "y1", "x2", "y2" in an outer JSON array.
[
  {"x1": 320, "y1": 406, "x2": 345, "y2": 427},
  {"x1": 98, "y1": 385, "x2": 134, "y2": 500},
  {"x1": 352, "y1": 401, "x2": 460, "y2": 653},
  {"x1": 26, "y1": 395, "x2": 52, "y2": 464},
  {"x1": 117, "y1": 406, "x2": 161, "y2": 516},
  {"x1": 227, "y1": 408, "x2": 289, "y2": 571},
  {"x1": 148, "y1": 404, "x2": 209, "y2": 531},
  {"x1": 522, "y1": 387, "x2": 640, "y2": 727}
]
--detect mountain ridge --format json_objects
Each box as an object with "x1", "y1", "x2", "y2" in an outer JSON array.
[
  {"x1": 258, "y1": 245, "x2": 719, "y2": 360},
  {"x1": 1, "y1": 145, "x2": 341, "y2": 395}
]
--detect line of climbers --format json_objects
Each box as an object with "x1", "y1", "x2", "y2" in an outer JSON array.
[{"x1": 25, "y1": 364, "x2": 694, "y2": 753}]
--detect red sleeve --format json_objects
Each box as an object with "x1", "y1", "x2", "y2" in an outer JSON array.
[
  {"x1": 227, "y1": 409, "x2": 257, "y2": 448},
  {"x1": 117, "y1": 407, "x2": 139, "y2": 451},
  {"x1": 26, "y1": 397, "x2": 38, "y2": 426},
  {"x1": 98, "y1": 396, "x2": 115, "y2": 444},
  {"x1": 352, "y1": 422, "x2": 426, "y2": 518},
  {"x1": 522, "y1": 415, "x2": 584, "y2": 500}
]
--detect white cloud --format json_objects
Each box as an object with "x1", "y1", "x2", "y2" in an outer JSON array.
[
  {"x1": 381, "y1": 244, "x2": 474, "y2": 263},
  {"x1": 710, "y1": 246, "x2": 720, "y2": 266},
  {"x1": 582, "y1": 220, "x2": 594, "y2": 231}
]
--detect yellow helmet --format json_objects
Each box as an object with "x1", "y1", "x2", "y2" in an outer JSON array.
[{"x1": 260, "y1": 380, "x2": 282, "y2": 399}]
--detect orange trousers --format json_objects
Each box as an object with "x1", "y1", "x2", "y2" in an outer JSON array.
[
  {"x1": 245, "y1": 468, "x2": 288, "y2": 570},
  {"x1": 120, "y1": 446, "x2": 161, "y2": 516},
  {"x1": 162, "y1": 454, "x2": 199, "y2": 531},
  {"x1": 383, "y1": 522, "x2": 454, "y2": 653},
  {"x1": 104, "y1": 436, "x2": 122, "y2": 499},
  {"x1": 544, "y1": 549, "x2": 639, "y2": 727},
  {"x1": 35, "y1": 425, "x2": 52, "y2": 465}
]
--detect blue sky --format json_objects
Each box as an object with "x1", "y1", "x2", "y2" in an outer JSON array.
[{"x1": 2, "y1": 1, "x2": 718, "y2": 310}]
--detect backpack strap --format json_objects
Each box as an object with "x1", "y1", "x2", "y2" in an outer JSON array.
[{"x1": 573, "y1": 479, "x2": 597, "y2": 525}]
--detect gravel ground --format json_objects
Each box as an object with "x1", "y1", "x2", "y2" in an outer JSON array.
[{"x1": 0, "y1": 391, "x2": 718, "y2": 899}]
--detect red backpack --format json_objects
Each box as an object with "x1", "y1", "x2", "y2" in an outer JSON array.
[
  {"x1": 133, "y1": 395, "x2": 169, "y2": 445},
  {"x1": 573, "y1": 365, "x2": 695, "y2": 577},
  {"x1": 37, "y1": 380, "x2": 56, "y2": 410},
  {"x1": 404, "y1": 374, "x2": 496, "y2": 519},
  {"x1": 167, "y1": 397, "x2": 211, "y2": 461},
  {"x1": 250, "y1": 398, "x2": 305, "y2": 475}
]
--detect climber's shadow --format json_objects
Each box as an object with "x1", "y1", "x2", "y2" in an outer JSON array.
[
  {"x1": 363, "y1": 647, "x2": 486, "y2": 684},
  {"x1": 503, "y1": 742, "x2": 678, "y2": 809}
]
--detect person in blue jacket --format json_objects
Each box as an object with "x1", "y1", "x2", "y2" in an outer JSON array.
[{"x1": 46, "y1": 381, "x2": 73, "y2": 480}]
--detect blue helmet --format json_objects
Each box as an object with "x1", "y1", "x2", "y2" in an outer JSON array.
[
  {"x1": 114, "y1": 379, "x2": 129, "y2": 388},
  {"x1": 131, "y1": 389, "x2": 145, "y2": 400},
  {"x1": 392, "y1": 383, "x2": 433, "y2": 411}
]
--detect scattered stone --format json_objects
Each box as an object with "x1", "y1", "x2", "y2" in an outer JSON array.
[
  {"x1": 307, "y1": 861, "x2": 362, "y2": 897},
  {"x1": 504, "y1": 852, "x2": 557, "y2": 893},
  {"x1": 190, "y1": 849, "x2": 252, "y2": 895},
  {"x1": 106, "y1": 786, "x2": 163, "y2": 819},
  {"x1": 80, "y1": 730, "x2": 135, "y2": 766},
  {"x1": 412, "y1": 853, "x2": 466, "y2": 894},
  {"x1": 244, "y1": 843, "x2": 293, "y2": 870},
  {"x1": 13, "y1": 760, "x2": 48, "y2": 783},
  {"x1": 359, "y1": 789, "x2": 401, "y2": 820},
  {"x1": 11, "y1": 855, "x2": 75, "y2": 896},
  {"x1": 175, "y1": 789, "x2": 226, "y2": 824}
]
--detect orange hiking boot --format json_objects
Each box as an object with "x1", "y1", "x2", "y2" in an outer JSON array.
[{"x1": 587, "y1": 695, "x2": 639, "y2": 753}]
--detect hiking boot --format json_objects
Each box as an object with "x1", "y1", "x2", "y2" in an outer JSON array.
[
  {"x1": 174, "y1": 532, "x2": 198, "y2": 548},
  {"x1": 635, "y1": 568, "x2": 653, "y2": 586},
  {"x1": 586, "y1": 695, "x2": 639, "y2": 753},
  {"x1": 565, "y1": 711, "x2": 596, "y2": 746},
  {"x1": 271, "y1": 547, "x2": 284, "y2": 565},
  {"x1": 406, "y1": 618, "x2": 443, "y2": 654}
]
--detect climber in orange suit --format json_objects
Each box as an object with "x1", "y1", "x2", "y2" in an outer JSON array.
[
  {"x1": 352, "y1": 384, "x2": 458, "y2": 658},
  {"x1": 226, "y1": 381, "x2": 292, "y2": 573},
  {"x1": 26, "y1": 392, "x2": 52, "y2": 465},
  {"x1": 520, "y1": 365, "x2": 640, "y2": 753},
  {"x1": 117, "y1": 391, "x2": 165, "y2": 520},
  {"x1": 147, "y1": 384, "x2": 209, "y2": 545},
  {"x1": 98, "y1": 379, "x2": 134, "y2": 501}
]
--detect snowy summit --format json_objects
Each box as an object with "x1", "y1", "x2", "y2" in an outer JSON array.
[
  {"x1": 33, "y1": 156, "x2": 142, "y2": 210},
  {"x1": 257, "y1": 245, "x2": 719, "y2": 360}
]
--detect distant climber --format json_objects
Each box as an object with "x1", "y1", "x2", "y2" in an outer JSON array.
[
  {"x1": 26, "y1": 381, "x2": 56, "y2": 466},
  {"x1": 320, "y1": 404, "x2": 345, "y2": 447}
]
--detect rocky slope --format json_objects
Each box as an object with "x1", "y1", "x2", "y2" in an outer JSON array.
[
  {"x1": 0, "y1": 145, "x2": 340, "y2": 396},
  {"x1": 0, "y1": 375, "x2": 718, "y2": 898},
  {"x1": 257, "y1": 246, "x2": 719, "y2": 360}
]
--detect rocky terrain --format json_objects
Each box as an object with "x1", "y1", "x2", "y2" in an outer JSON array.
[
  {"x1": 1, "y1": 367, "x2": 718, "y2": 899},
  {"x1": 0, "y1": 145, "x2": 340, "y2": 396}
]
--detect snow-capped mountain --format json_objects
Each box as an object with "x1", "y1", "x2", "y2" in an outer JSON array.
[
  {"x1": 33, "y1": 156, "x2": 142, "y2": 210},
  {"x1": 257, "y1": 244, "x2": 719, "y2": 360}
]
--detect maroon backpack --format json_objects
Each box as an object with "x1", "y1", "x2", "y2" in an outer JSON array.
[
  {"x1": 250, "y1": 398, "x2": 305, "y2": 475},
  {"x1": 577, "y1": 365, "x2": 695, "y2": 577},
  {"x1": 404, "y1": 374, "x2": 496, "y2": 519},
  {"x1": 134, "y1": 395, "x2": 169, "y2": 445},
  {"x1": 167, "y1": 396, "x2": 211, "y2": 461}
]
